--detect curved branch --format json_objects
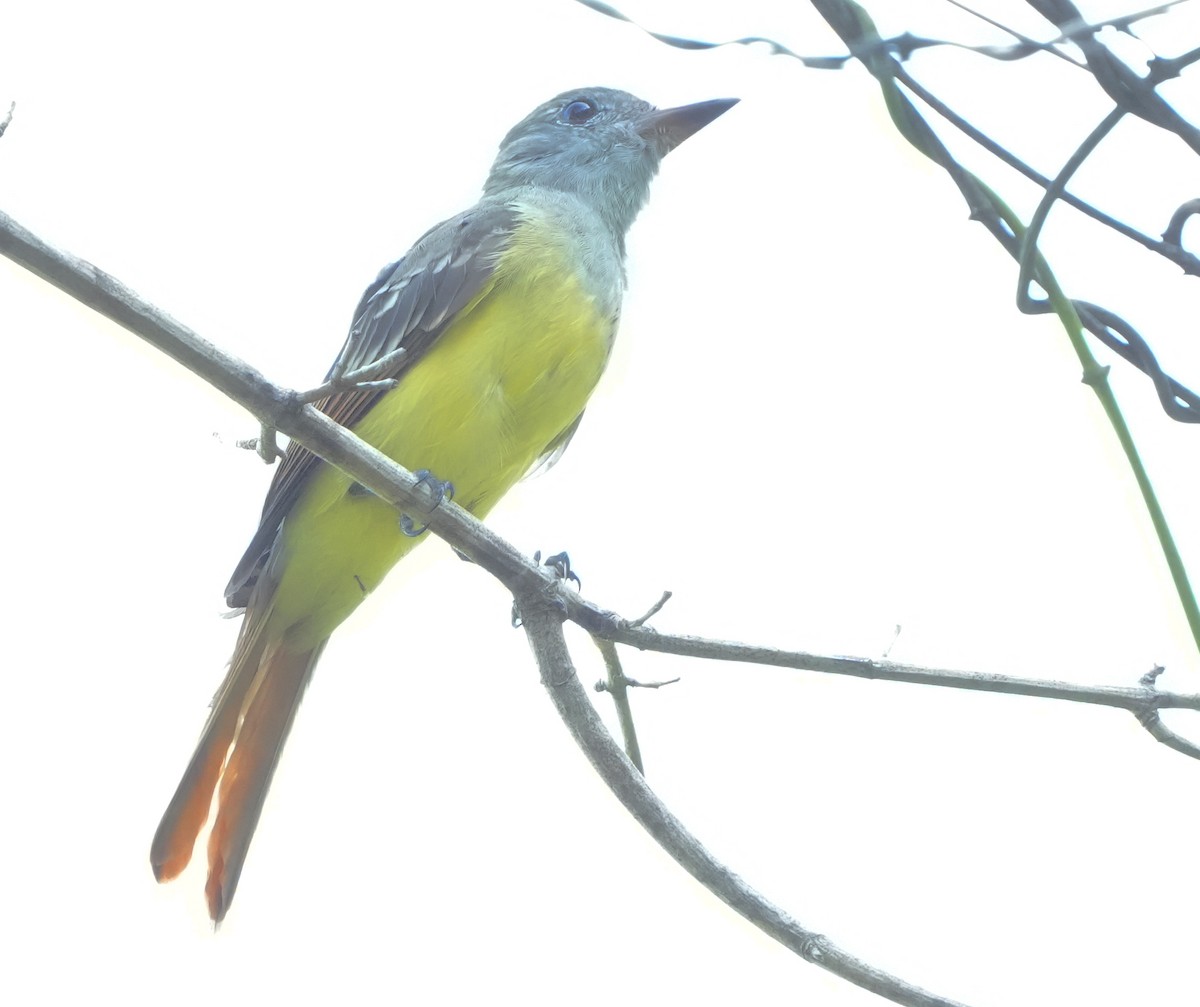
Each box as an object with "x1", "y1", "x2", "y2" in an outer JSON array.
[{"x1": 517, "y1": 594, "x2": 969, "y2": 1007}]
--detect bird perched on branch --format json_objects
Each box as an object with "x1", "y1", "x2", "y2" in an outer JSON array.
[{"x1": 150, "y1": 86, "x2": 737, "y2": 922}]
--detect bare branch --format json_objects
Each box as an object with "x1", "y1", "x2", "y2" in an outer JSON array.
[
  {"x1": 518, "y1": 594, "x2": 969, "y2": 1007},
  {"x1": 566, "y1": 597, "x2": 1200, "y2": 716}
]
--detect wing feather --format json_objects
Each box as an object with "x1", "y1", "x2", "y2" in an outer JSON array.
[{"x1": 225, "y1": 204, "x2": 515, "y2": 607}]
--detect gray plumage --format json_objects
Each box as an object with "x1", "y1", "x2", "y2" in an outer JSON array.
[{"x1": 486, "y1": 87, "x2": 663, "y2": 245}]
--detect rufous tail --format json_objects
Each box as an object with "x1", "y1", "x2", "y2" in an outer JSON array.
[{"x1": 151, "y1": 632, "x2": 323, "y2": 922}]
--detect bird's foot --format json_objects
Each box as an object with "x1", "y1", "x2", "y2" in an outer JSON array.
[
  {"x1": 511, "y1": 550, "x2": 581, "y2": 627},
  {"x1": 537, "y1": 550, "x2": 581, "y2": 589},
  {"x1": 399, "y1": 470, "x2": 455, "y2": 537}
]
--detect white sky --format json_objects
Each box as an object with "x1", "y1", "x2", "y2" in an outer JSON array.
[{"x1": 3, "y1": 1, "x2": 1199, "y2": 1005}]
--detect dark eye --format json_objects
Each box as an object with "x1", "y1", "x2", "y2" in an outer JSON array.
[{"x1": 559, "y1": 99, "x2": 598, "y2": 125}]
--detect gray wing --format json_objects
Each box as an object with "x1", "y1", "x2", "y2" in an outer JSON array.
[
  {"x1": 225, "y1": 202, "x2": 516, "y2": 608},
  {"x1": 329, "y1": 208, "x2": 510, "y2": 379}
]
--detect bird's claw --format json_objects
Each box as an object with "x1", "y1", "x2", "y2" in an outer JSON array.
[
  {"x1": 399, "y1": 469, "x2": 455, "y2": 537},
  {"x1": 537, "y1": 550, "x2": 581, "y2": 589},
  {"x1": 512, "y1": 550, "x2": 580, "y2": 627}
]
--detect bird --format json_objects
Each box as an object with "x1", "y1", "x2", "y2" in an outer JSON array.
[{"x1": 150, "y1": 86, "x2": 737, "y2": 922}]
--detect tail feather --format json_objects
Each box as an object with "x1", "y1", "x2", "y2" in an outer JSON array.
[
  {"x1": 150, "y1": 631, "x2": 270, "y2": 883},
  {"x1": 204, "y1": 641, "x2": 324, "y2": 923},
  {"x1": 151, "y1": 595, "x2": 325, "y2": 922}
]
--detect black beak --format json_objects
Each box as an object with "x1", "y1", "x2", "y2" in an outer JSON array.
[{"x1": 639, "y1": 97, "x2": 739, "y2": 152}]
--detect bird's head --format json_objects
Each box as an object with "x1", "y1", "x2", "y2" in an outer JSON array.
[{"x1": 483, "y1": 87, "x2": 737, "y2": 237}]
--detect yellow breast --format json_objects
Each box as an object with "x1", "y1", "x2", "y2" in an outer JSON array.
[{"x1": 269, "y1": 213, "x2": 615, "y2": 648}]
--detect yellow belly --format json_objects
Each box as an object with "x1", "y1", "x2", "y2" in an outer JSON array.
[{"x1": 268, "y1": 241, "x2": 612, "y2": 651}]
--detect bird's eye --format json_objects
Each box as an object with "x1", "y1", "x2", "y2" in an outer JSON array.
[{"x1": 559, "y1": 99, "x2": 598, "y2": 125}]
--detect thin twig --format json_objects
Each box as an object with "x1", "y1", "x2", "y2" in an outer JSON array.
[
  {"x1": 628, "y1": 590, "x2": 671, "y2": 628},
  {"x1": 297, "y1": 345, "x2": 407, "y2": 404},
  {"x1": 620, "y1": 675, "x2": 680, "y2": 690},
  {"x1": 591, "y1": 636, "x2": 644, "y2": 772},
  {"x1": 235, "y1": 431, "x2": 286, "y2": 463},
  {"x1": 566, "y1": 598, "x2": 1200, "y2": 715},
  {"x1": 942, "y1": 1, "x2": 1085, "y2": 66},
  {"x1": 890, "y1": 66, "x2": 1200, "y2": 275}
]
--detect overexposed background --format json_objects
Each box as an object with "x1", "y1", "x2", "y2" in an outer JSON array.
[{"x1": 2, "y1": 1, "x2": 1198, "y2": 1004}]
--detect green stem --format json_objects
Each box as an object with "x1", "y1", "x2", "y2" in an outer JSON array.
[{"x1": 992, "y1": 187, "x2": 1200, "y2": 657}]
